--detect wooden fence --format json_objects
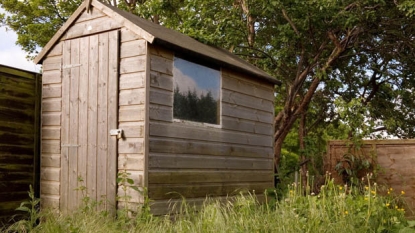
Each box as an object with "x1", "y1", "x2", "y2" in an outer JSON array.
[
  {"x1": 0, "y1": 65, "x2": 41, "y2": 223},
  {"x1": 325, "y1": 140, "x2": 415, "y2": 213}
]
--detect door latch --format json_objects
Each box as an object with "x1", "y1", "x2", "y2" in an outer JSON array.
[{"x1": 110, "y1": 129, "x2": 123, "y2": 139}]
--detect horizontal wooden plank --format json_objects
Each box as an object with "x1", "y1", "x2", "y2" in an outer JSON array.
[
  {"x1": 42, "y1": 84, "x2": 62, "y2": 98},
  {"x1": 119, "y1": 121, "x2": 144, "y2": 138},
  {"x1": 222, "y1": 73, "x2": 274, "y2": 101},
  {"x1": 41, "y1": 154, "x2": 61, "y2": 168},
  {"x1": 0, "y1": 201, "x2": 21, "y2": 212},
  {"x1": 221, "y1": 116, "x2": 273, "y2": 136},
  {"x1": 121, "y1": 27, "x2": 143, "y2": 42},
  {"x1": 76, "y1": 7, "x2": 106, "y2": 23},
  {"x1": 119, "y1": 72, "x2": 145, "y2": 90},
  {"x1": 41, "y1": 167, "x2": 60, "y2": 182},
  {"x1": 149, "y1": 104, "x2": 172, "y2": 122},
  {"x1": 117, "y1": 187, "x2": 144, "y2": 203},
  {"x1": 42, "y1": 126, "x2": 60, "y2": 140},
  {"x1": 0, "y1": 98, "x2": 33, "y2": 112},
  {"x1": 47, "y1": 42, "x2": 63, "y2": 57},
  {"x1": 119, "y1": 88, "x2": 145, "y2": 106},
  {"x1": 149, "y1": 45, "x2": 174, "y2": 60},
  {"x1": 0, "y1": 121, "x2": 34, "y2": 135},
  {"x1": 118, "y1": 154, "x2": 145, "y2": 170},
  {"x1": 42, "y1": 56, "x2": 61, "y2": 71},
  {"x1": 0, "y1": 181, "x2": 32, "y2": 193},
  {"x1": 0, "y1": 192, "x2": 29, "y2": 203},
  {"x1": 42, "y1": 112, "x2": 61, "y2": 126},
  {"x1": 149, "y1": 170, "x2": 273, "y2": 184},
  {"x1": 40, "y1": 181, "x2": 60, "y2": 195},
  {"x1": 149, "y1": 87, "x2": 173, "y2": 106},
  {"x1": 63, "y1": 16, "x2": 122, "y2": 40},
  {"x1": 0, "y1": 171, "x2": 33, "y2": 183},
  {"x1": 118, "y1": 138, "x2": 144, "y2": 154},
  {"x1": 0, "y1": 65, "x2": 37, "y2": 79},
  {"x1": 149, "y1": 153, "x2": 273, "y2": 170},
  {"x1": 42, "y1": 70, "x2": 61, "y2": 84},
  {"x1": 150, "y1": 122, "x2": 273, "y2": 147},
  {"x1": 116, "y1": 170, "x2": 144, "y2": 187},
  {"x1": 120, "y1": 55, "x2": 146, "y2": 74},
  {"x1": 0, "y1": 106, "x2": 34, "y2": 123},
  {"x1": 0, "y1": 154, "x2": 33, "y2": 165},
  {"x1": 0, "y1": 74, "x2": 35, "y2": 88},
  {"x1": 222, "y1": 102, "x2": 273, "y2": 124},
  {"x1": 148, "y1": 182, "x2": 272, "y2": 200},
  {"x1": 0, "y1": 144, "x2": 33, "y2": 156},
  {"x1": 40, "y1": 195, "x2": 60, "y2": 209},
  {"x1": 119, "y1": 105, "x2": 145, "y2": 122},
  {"x1": 150, "y1": 71, "x2": 173, "y2": 91},
  {"x1": 120, "y1": 39, "x2": 146, "y2": 58},
  {"x1": 149, "y1": 137, "x2": 273, "y2": 158},
  {"x1": 0, "y1": 131, "x2": 34, "y2": 146},
  {"x1": 0, "y1": 163, "x2": 34, "y2": 175},
  {"x1": 222, "y1": 68, "x2": 275, "y2": 90},
  {"x1": 41, "y1": 140, "x2": 60, "y2": 154},
  {"x1": 42, "y1": 98, "x2": 62, "y2": 112},
  {"x1": 150, "y1": 55, "x2": 173, "y2": 75},
  {"x1": 222, "y1": 89, "x2": 274, "y2": 113}
]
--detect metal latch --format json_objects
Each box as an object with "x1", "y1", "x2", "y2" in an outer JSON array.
[{"x1": 110, "y1": 129, "x2": 123, "y2": 139}]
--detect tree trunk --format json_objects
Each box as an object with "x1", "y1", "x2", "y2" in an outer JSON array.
[{"x1": 299, "y1": 112, "x2": 307, "y2": 188}]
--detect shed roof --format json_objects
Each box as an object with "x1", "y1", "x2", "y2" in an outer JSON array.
[{"x1": 35, "y1": 0, "x2": 280, "y2": 85}]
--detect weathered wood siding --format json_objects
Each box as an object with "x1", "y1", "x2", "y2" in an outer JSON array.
[
  {"x1": 117, "y1": 28, "x2": 148, "y2": 209},
  {"x1": 326, "y1": 140, "x2": 415, "y2": 212},
  {"x1": 40, "y1": 7, "x2": 148, "y2": 211},
  {"x1": 147, "y1": 45, "x2": 275, "y2": 214},
  {"x1": 40, "y1": 41, "x2": 63, "y2": 209},
  {"x1": 0, "y1": 65, "x2": 41, "y2": 222}
]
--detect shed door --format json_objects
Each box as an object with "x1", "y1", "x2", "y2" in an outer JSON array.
[{"x1": 61, "y1": 30, "x2": 119, "y2": 212}]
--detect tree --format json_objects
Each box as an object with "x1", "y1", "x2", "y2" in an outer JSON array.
[{"x1": 2, "y1": 0, "x2": 415, "y2": 180}]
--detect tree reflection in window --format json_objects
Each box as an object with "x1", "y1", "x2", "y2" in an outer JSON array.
[{"x1": 173, "y1": 57, "x2": 220, "y2": 124}]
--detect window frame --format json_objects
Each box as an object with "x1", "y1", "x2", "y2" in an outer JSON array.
[{"x1": 171, "y1": 55, "x2": 222, "y2": 127}]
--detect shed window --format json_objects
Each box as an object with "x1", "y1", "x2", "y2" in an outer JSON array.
[{"x1": 173, "y1": 57, "x2": 220, "y2": 125}]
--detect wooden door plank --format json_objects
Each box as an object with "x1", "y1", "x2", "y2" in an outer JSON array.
[
  {"x1": 87, "y1": 34, "x2": 99, "y2": 201},
  {"x1": 78, "y1": 36, "x2": 89, "y2": 204},
  {"x1": 106, "y1": 30, "x2": 119, "y2": 211},
  {"x1": 61, "y1": 40, "x2": 71, "y2": 211},
  {"x1": 97, "y1": 32, "x2": 109, "y2": 207},
  {"x1": 68, "y1": 38, "x2": 80, "y2": 211}
]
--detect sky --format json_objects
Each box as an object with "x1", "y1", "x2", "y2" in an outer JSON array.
[
  {"x1": 173, "y1": 57, "x2": 220, "y2": 100},
  {"x1": 0, "y1": 8, "x2": 41, "y2": 73}
]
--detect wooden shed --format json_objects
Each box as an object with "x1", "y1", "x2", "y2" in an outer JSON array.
[
  {"x1": 35, "y1": 0, "x2": 280, "y2": 214},
  {"x1": 0, "y1": 65, "x2": 41, "y2": 222}
]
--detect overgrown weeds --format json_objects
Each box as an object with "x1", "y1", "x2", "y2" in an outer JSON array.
[{"x1": 3, "y1": 174, "x2": 415, "y2": 233}]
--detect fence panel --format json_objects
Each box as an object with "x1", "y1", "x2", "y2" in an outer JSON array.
[
  {"x1": 0, "y1": 65, "x2": 41, "y2": 223},
  {"x1": 325, "y1": 140, "x2": 415, "y2": 213}
]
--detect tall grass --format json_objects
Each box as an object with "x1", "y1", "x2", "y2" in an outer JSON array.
[{"x1": 4, "y1": 176, "x2": 415, "y2": 233}]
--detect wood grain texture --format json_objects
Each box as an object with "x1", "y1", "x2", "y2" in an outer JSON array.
[
  {"x1": 63, "y1": 16, "x2": 121, "y2": 41},
  {"x1": 149, "y1": 153, "x2": 272, "y2": 170},
  {"x1": 325, "y1": 140, "x2": 415, "y2": 213},
  {"x1": 146, "y1": 46, "x2": 275, "y2": 211},
  {"x1": 0, "y1": 65, "x2": 40, "y2": 222}
]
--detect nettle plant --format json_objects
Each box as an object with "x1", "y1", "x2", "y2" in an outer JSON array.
[{"x1": 335, "y1": 146, "x2": 377, "y2": 186}]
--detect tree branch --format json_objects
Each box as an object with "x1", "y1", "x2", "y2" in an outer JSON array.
[{"x1": 282, "y1": 9, "x2": 300, "y2": 36}]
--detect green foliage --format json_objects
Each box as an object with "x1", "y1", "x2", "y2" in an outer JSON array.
[
  {"x1": 5, "y1": 180, "x2": 415, "y2": 233},
  {"x1": 5, "y1": 185, "x2": 40, "y2": 232}
]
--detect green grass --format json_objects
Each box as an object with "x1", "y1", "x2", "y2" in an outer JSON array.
[{"x1": 4, "y1": 177, "x2": 415, "y2": 233}]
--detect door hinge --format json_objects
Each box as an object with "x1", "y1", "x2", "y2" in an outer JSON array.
[
  {"x1": 61, "y1": 144, "x2": 80, "y2": 147},
  {"x1": 61, "y1": 64, "x2": 82, "y2": 71}
]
